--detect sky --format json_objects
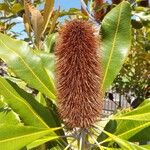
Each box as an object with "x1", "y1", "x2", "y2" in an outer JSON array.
[
  {"x1": 55, "y1": 0, "x2": 81, "y2": 10},
  {"x1": 7, "y1": 0, "x2": 81, "y2": 39},
  {"x1": 0, "y1": 0, "x2": 81, "y2": 9}
]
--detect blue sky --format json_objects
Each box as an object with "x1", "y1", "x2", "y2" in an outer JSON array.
[
  {"x1": 0, "y1": 0, "x2": 81, "y2": 10},
  {"x1": 8, "y1": 0, "x2": 81, "y2": 39},
  {"x1": 0, "y1": 0, "x2": 81, "y2": 8},
  {"x1": 55, "y1": 0, "x2": 81, "y2": 9}
]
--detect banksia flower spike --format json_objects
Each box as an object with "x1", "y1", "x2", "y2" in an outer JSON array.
[{"x1": 55, "y1": 19, "x2": 103, "y2": 128}]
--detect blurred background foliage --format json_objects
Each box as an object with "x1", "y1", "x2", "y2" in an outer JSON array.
[{"x1": 0, "y1": 0, "x2": 149, "y2": 107}]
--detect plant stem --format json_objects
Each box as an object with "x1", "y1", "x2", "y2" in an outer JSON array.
[{"x1": 78, "y1": 128, "x2": 88, "y2": 150}]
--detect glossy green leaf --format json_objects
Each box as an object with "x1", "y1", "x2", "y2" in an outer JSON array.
[
  {"x1": 112, "y1": 99, "x2": 150, "y2": 121},
  {"x1": 37, "y1": 52, "x2": 55, "y2": 76},
  {"x1": 0, "y1": 99, "x2": 21, "y2": 125},
  {"x1": 113, "y1": 99, "x2": 150, "y2": 141},
  {"x1": 27, "y1": 135, "x2": 58, "y2": 149},
  {"x1": 0, "y1": 77, "x2": 53, "y2": 128},
  {"x1": 98, "y1": 127, "x2": 148, "y2": 150},
  {"x1": 0, "y1": 77, "x2": 67, "y2": 147},
  {"x1": 101, "y1": 1, "x2": 131, "y2": 91},
  {"x1": 43, "y1": 33, "x2": 57, "y2": 53},
  {"x1": 97, "y1": 99, "x2": 150, "y2": 145},
  {"x1": 35, "y1": 92, "x2": 47, "y2": 106},
  {"x1": 100, "y1": 145, "x2": 150, "y2": 150},
  {"x1": 142, "y1": 145, "x2": 150, "y2": 149},
  {"x1": 0, "y1": 33, "x2": 56, "y2": 101},
  {"x1": 0, "y1": 125, "x2": 59, "y2": 150}
]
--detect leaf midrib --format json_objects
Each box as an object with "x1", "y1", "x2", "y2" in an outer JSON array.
[
  {"x1": 0, "y1": 39, "x2": 55, "y2": 100},
  {"x1": 0, "y1": 79, "x2": 49, "y2": 128},
  {"x1": 118, "y1": 121, "x2": 150, "y2": 138},
  {"x1": 99, "y1": 124, "x2": 150, "y2": 149},
  {"x1": 99, "y1": 126, "x2": 131, "y2": 149},
  {"x1": 0, "y1": 128, "x2": 55, "y2": 143},
  {"x1": 112, "y1": 112, "x2": 150, "y2": 121},
  {"x1": 101, "y1": 3, "x2": 123, "y2": 89}
]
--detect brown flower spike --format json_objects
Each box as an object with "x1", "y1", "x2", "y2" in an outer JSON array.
[{"x1": 55, "y1": 19, "x2": 103, "y2": 128}]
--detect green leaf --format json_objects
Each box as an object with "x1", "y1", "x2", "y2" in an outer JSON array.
[
  {"x1": 49, "y1": 9, "x2": 60, "y2": 34},
  {"x1": 113, "y1": 99, "x2": 150, "y2": 141},
  {"x1": 27, "y1": 135, "x2": 58, "y2": 149},
  {"x1": 112, "y1": 101, "x2": 150, "y2": 121},
  {"x1": 0, "y1": 77, "x2": 67, "y2": 146},
  {"x1": 36, "y1": 52, "x2": 55, "y2": 78},
  {"x1": 100, "y1": 145, "x2": 150, "y2": 150},
  {"x1": 0, "y1": 33, "x2": 56, "y2": 101},
  {"x1": 142, "y1": 145, "x2": 150, "y2": 149},
  {"x1": 0, "y1": 125, "x2": 59, "y2": 150},
  {"x1": 60, "y1": 8, "x2": 84, "y2": 17},
  {"x1": 98, "y1": 127, "x2": 148, "y2": 150},
  {"x1": 43, "y1": 33, "x2": 57, "y2": 53},
  {"x1": 101, "y1": 1, "x2": 131, "y2": 91},
  {"x1": 11, "y1": 3, "x2": 23, "y2": 13},
  {"x1": 0, "y1": 99, "x2": 21, "y2": 125},
  {"x1": 0, "y1": 77, "x2": 52, "y2": 128},
  {"x1": 97, "y1": 99, "x2": 150, "y2": 145},
  {"x1": 35, "y1": 92, "x2": 47, "y2": 106},
  {"x1": 0, "y1": 3, "x2": 10, "y2": 12}
]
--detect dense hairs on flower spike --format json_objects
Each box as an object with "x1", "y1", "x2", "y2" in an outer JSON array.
[{"x1": 55, "y1": 19, "x2": 103, "y2": 128}]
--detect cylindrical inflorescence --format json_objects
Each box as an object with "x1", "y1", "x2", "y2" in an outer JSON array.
[{"x1": 55, "y1": 19, "x2": 103, "y2": 128}]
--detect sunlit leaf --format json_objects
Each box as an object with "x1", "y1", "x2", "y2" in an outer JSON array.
[
  {"x1": 0, "y1": 77, "x2": 54, "y2": 128},
  {"x1": 97, "y1": 99, "x2": 150, "y2": 145},
  {"x1": 0, "y1": 33, "x2": 56, "y2": 101},
  {"x1": 0, "y1": 125, "x2": 59, "y2": 150},
  {"x1": 0, "y1": 99, "x2": 21, "y2": 125},
  {"x1": 101, "y1": 1, "x2": 131, "y2": 91}
]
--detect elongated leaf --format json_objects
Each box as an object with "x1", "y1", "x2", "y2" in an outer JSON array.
[
  {"x1": 0, "y1": 99, "x2": 21, "y2": 125},
  {"x1": 37, "y1": 52, "x2": 55, "y2": 73},
  {"x1": 129, "y1": 126, "x2": 150, "y2": 143},
  {"x1": 43, "y1": 0, "x2": 54, "y2": 34},
  {"x1": 31, "y1": 9, "x2": 44, "y2": 46},
  {"x1": 24, "y1": 0, "x2": 44, "y2": 47},
  {"x1": 97, "y1": 99, "x2": 150, "y2": 144},
  {"x1": 142, "y1": 145, "x2": 150, "y2": 149},
  {"x1": 113, "y1": 99, "x2": 150, "y2": 141},
  {"x1": 101, "y1": 1, "x2": 131, "y2": 91},
  {"x1": 0, "y1": 33, "x2": 56, "y2": 101},
  {"x1": 49, "y1": 8, "x2": 60, "y2": 34},
  {"x1": 0, "y1": 77, "x2": 50, "y2": 128},
  {"x1": 37, "y1": 52, "x2": 55, "y2": 81},
  {"x1": 60, "y1": 8, "x2": 83, "y2": 17},
  {"x1": 35, "y1": 92, "x2": 47, "y2": 106},
  {"x1": 0, "y1": 77, "x2": 67, "y2": 146},
  {"x1": 0, "y1": 125, "x2": 59, "y2": 150},
  {"x1": 101, "y1": 145, "x2": 150, "y2": 150},
  {"x1": 97, "y1": 128, "x2": 149, "y2": 150},
  {"x1": 112, "y1": 99, "x2": 150, "y2": 121},
  {"x1": 27, "y1": 135, "x2": 58, "y2": 149},
  {"x1": 43, "y1": 33, "x2": 57, "y2": 53}
]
